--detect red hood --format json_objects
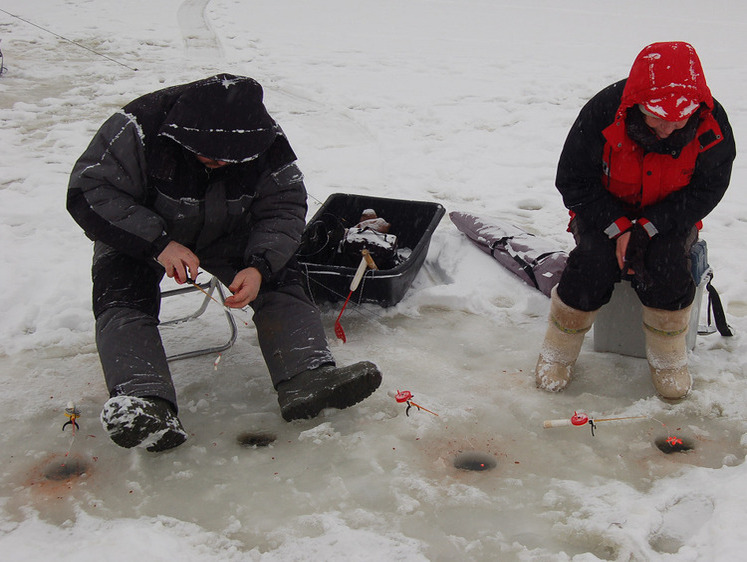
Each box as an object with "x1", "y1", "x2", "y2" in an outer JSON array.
[{"x1": 618, "y1": 42, "x2": 714, "y2": 121}]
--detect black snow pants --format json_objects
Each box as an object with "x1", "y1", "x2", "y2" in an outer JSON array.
[
  {"x1": 91, "y1": 242, "x2": 334, "y2": 410},
  {"x1": 556, "y1": 219, "x2": 698, "y2": 313}
]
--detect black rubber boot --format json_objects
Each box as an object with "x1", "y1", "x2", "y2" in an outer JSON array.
[
  {"x1": 277, "y1": 361, "x2": 382, "y2": 421},
  {"x1": 100, "y1": 396, "x2": 188, "y2": 452}
]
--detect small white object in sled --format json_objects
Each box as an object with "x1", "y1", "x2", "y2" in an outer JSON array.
[
  {"x1": 593, "y1": 240, "x2": 710, "y2": 358},
  {"x1": 160, "y1": 276, "x2": 238, "y2": 362}
]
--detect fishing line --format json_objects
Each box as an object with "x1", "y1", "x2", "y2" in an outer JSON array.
[
  {"x1": 306, "y1": 191, "x2": 328, "y2": 209},
  {"x1": 185, "y1": 275, "x2": 251, "y2": 327},
  {"x1": 0, "y1": 8, "x2": 139, "y2": 71},
  {"x1": 301, "y1": 265, "x2": 388, "y2": 324},
  {"x1": 299, "y1": 194, "x2": 401, "y2": 324},
  {"x1": 61, "y1": 402, "x2": 81, "y2": 458}
]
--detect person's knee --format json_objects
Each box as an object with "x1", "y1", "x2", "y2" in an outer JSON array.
[
  {"x1": 558, "y1": 246, "x2": 619, "y2": 310},
  {"x1": 637, "y1": 231, "x2": 695, "y2": 309},
  {"x1": 93, "y1": 252, "x2": 162, "y2": 318},
  {"x1": 96, "y1": 307, "x2": 160, "y2": 338}
]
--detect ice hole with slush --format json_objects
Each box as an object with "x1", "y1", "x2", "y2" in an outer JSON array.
[
  {"x1": 43, "y1": 458, "x2": 89, "y2": 481},
  {"x1": 237, "y1": 432, "x2": 277, "y2": 447},
  {"x1": 655, "y1": 436, "x2": 695, "y2": 454},
  {"x1": 453, "y1": 451, "x2": 497, "y2": 471}
]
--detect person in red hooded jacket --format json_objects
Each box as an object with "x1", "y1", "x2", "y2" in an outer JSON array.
[{"x1": 535, "y1": 42, "x2": 735, "y2": 399}]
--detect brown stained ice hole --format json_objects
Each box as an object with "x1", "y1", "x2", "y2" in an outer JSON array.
[{"x1": 43, "y1": 458, "x2": 89, "y2": 481}]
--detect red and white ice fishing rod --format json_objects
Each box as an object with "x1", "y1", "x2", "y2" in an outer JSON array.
[
  {"x1": 334, "y1": 250, "x2": 377, "y2": 343},
  {"x1": 544, "y1": 411, "x2": 692, "y2": 452},
  {"x1": 385, "y1": 390, "x2": 439, "y2": 417},
  {"x1": 543, "y1": 411, "x2": 650, "y2": 436}
]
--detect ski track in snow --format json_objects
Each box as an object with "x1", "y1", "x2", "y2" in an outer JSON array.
[
  {"x1": 177, "y1": 0, "x2": 223, "y2": 60},
  {"x1": 2, "y1": 1, "x2": 747, "y2": 560}
]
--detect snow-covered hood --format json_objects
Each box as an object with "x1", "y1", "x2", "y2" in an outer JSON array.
[
  {"x1": 618, "y1": 42, "x2": 714, "y2": 122},
  {"x1": 158, "y1": 73, "x2": 279, "y2": 163}
]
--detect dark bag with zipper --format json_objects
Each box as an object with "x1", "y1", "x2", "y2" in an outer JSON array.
[{"x1": 449, "y1": 211, "x2": 568, "y2": 298}]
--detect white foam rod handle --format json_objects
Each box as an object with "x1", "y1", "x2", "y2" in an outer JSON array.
[
  {"x1": 350, "y1": 256, "x2": 369, "y2": 292},
  {"x1": 543, "y1": 418, "x2": 574, "y2": 429}
]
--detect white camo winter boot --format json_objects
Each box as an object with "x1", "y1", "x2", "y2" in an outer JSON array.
[
  {"x1": 101, "y1": 395, "x2": 188, "y2": 452},
  {"x1": 642, "y1": 305, "x2": 693, "y2": 400},
  {"x1": 535, "y1": 286, "x2": 598, "y2": 392}
]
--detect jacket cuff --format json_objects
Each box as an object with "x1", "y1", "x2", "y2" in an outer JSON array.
[
  {"x1": 246, "y1": 254, "x2": 272, "y2": 280},
  {"x1": 603, "y1": 217, "x2": 633, "y2": 239},
  {"x1": 636, "y1": 218, "x2": 658, "y2": 238},
  {"x1": 151, "y1": 232, "x2": 172, "y2": 259}
]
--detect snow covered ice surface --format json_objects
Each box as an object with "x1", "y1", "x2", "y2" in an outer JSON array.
[{"x1": 2, "y1": 0, "x2": 747, "y2": 560}]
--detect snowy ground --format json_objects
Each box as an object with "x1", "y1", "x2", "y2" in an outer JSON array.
[{"x1": 2, "y1": 1, "x2": 747, "y2": 560}]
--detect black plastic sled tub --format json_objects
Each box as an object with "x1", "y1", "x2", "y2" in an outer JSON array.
[{"x1": 297, "y1": 193, "x2": 445, "y2": 307}]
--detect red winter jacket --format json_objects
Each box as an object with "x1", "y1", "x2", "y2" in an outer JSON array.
[{"x1": 556, "y1": 42, "x2": 735, "y2": 239}]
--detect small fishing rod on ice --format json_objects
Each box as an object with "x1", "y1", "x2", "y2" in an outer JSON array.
[
  {"x1": 543, "y1": 410, "x2": 688, "y2": 451},
  {"x1": 543, "y1": 411, "x2": 649, "y2": 436}
]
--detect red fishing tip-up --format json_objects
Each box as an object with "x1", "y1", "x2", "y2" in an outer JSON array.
[
  {"x1": 395, "y1": 390, "x2": 412, "y2": 403},
  {"x1": 393, "y1": 390, "x2": 438, "y2": 417},
  {"x1": 571, "y1": 411, "x2": 589, "y2": 426}
]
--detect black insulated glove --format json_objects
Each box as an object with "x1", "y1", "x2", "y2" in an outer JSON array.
[{"x1": 624, "y1": 222, "x2": 653, "y2": 288}]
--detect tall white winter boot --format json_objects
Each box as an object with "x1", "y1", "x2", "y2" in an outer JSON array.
[
  {"x1": 642, "y1": 305, "x2": 693, "y2": 400},
  {"x1": 535, "y1": 287, "x2": 598, "y2": 392}
]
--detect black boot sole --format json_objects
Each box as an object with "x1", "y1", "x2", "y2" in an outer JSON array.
[{"x1": 279, "y1": 362, "x2": 382, "y2": 421}]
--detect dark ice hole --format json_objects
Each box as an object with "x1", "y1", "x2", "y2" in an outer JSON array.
[
  {"x1": 655, "y1": 436, "x2": 695, "y2": 454},
  {"x1": 237, "y1": 432, "x2": 277, "y2": 448},
  {"x1": 43, "y1": 459, "x2": 89, "y2": 481},
  {"x1": 453, "y1": 451, "x2": 497, "y2": 471}
]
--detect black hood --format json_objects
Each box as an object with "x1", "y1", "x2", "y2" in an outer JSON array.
[{"x1": 158, "y1": 74, "x2": 278, "y2": 163}]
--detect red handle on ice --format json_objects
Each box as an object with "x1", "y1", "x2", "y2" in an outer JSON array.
[{"x1": 334, "y1": 255, "x2": 369, "y2": 343}]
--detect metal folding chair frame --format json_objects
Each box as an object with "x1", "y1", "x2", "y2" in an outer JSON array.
[{"x1": 160, "y1": 276, "x2": 238, "y2": 362}]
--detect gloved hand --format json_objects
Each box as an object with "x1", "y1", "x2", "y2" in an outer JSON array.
[{"x1": 624, "y1": 222, "x2": 653, "y2": 287}]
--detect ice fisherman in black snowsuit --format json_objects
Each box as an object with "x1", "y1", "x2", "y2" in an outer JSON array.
[{"x1": 67, "y1": 74, "x2": 382, "y2": 452}]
